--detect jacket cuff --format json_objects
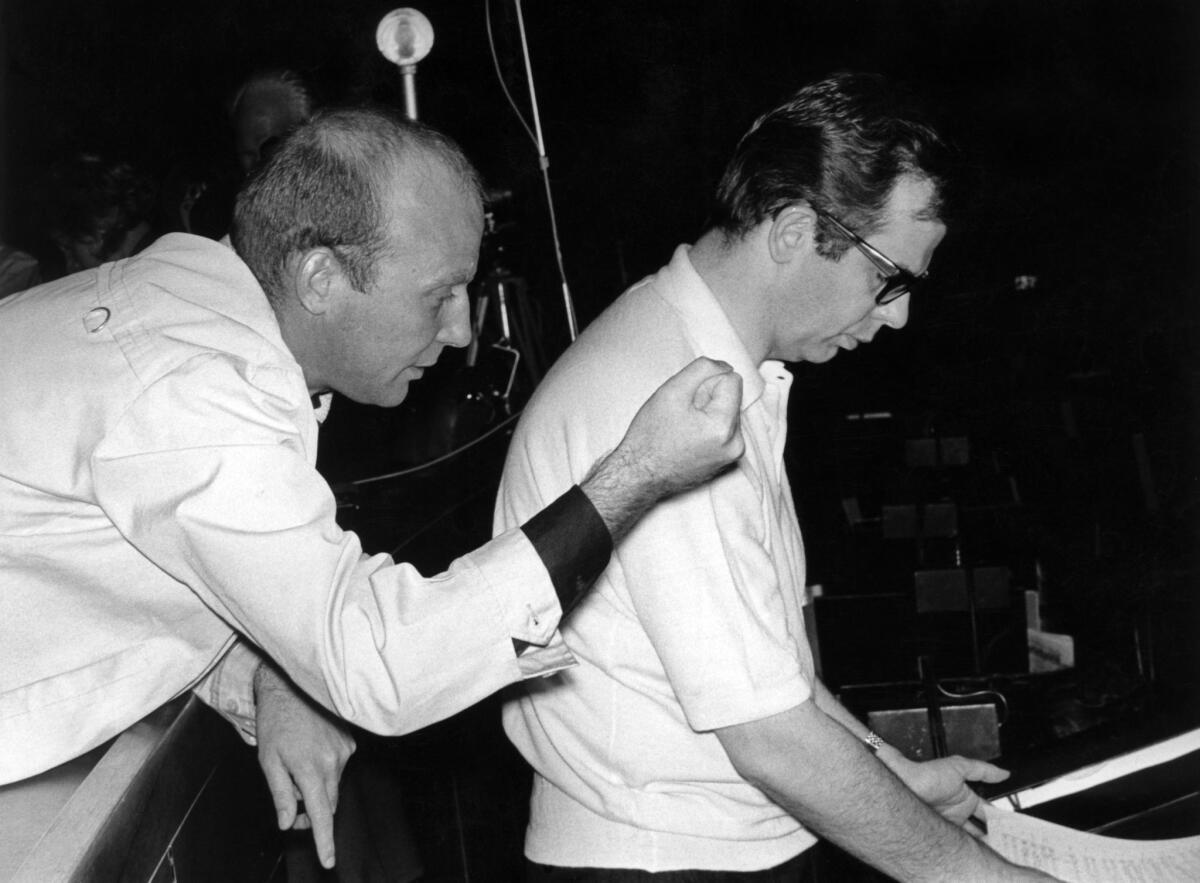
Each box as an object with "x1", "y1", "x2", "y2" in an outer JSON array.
[
  {"x1": 519, "y1": 484, "x2": 612, "y2": 621},
  {"x1": 193, "y1": 639, "x2": 263, "y2": 745}
]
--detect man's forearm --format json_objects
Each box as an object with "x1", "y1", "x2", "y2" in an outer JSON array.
[
  {"x1": 578, "y1": 444, "x2": 667, "y2": 544},
  {"x1": 717, "y1": 702, "x2": 1053, "y2": 883},
  {"x1": 811, "y1": 677, "x2": 873, "y2": 740},
  {"x1": 519, "y1": 444, "x2": 672, "y2": 623}
]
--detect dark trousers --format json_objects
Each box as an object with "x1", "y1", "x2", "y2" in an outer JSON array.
[
  {"x1": 283, "y1": 738, "x2": 423, "y2": 883},
  {"x1": 525, "y1": 848, "x2": 815, "y2": 882}
]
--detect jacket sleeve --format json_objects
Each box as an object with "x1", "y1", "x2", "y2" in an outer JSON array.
[
  {"x1": 93, "y1": 355, "x2": 605, "y2": 735},
  {"x1": 192, "y1": 638, "x2": 263, "y2": 744}
]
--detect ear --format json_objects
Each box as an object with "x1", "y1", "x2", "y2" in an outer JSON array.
[
  {"x1": 766, "y1": 204, "x2": 818, "y2": 266},
  {"x1": 291, "y1": 247, "x2": 351, "y2": 316}
]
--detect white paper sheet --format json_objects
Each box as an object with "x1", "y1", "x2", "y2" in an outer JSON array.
[
  {"x1": 993, "y1": 730, "x2": 1200, "y2": 812},
  {"x1": 983, "y1": 805, "x2": 1200, "y2": 882}
]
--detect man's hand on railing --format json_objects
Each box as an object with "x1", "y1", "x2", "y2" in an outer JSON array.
[{"x1": 253, "y1": 662, "x2": 356, "y2": 869}]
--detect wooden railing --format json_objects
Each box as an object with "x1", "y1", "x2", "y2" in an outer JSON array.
[{"x1": 1, "y1": 697, "x2": 282, "y2": 883}]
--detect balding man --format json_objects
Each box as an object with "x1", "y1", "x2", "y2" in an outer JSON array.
[{"x1": 0, "y1": 107, "x2": 745, "y2": 863}]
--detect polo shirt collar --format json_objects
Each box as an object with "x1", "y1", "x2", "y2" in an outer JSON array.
[{"x1": 653, "y1": 244, "x2": 768, "y2": 410}]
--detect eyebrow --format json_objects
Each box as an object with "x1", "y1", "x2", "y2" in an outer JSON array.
[
  {"x1": 423, "y1": 275, "x2": 471, "y2": 296},
  {"x1": 422, "y1": 262, "x2": 476, "y2": 287}
]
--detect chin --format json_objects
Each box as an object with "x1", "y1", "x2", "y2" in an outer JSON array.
[
  {"x1": 381, "y1": 383, "x2": 411, "y2": 408},
  {"x1": 353, "y1": 380, "x2": 411, "y2": 409},
  {"x1": 797, "y1": 345, "x2": 840, "y2": 364}
]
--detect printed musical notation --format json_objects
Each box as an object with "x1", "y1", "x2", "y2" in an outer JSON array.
[{"x1": 984, "y1": 805, "x2": 1200, "y2": 882}]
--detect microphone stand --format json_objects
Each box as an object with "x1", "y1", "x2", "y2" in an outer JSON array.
[
  {"x1": 512, "y1": 0, "x2": 578, "y2": 341},
  {"x1": 401, "y1": 64, "x2": 419, "y2": 120}
]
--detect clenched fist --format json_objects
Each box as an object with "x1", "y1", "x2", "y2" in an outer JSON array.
[
  {"x1": 581, "y1": 357, "x2": 745, "y2": 542},
  {"x1": 620, "y1": 357, "x2": 745, "y2": 496}
]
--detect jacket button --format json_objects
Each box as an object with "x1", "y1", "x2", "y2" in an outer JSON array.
[{"x1": 83, "y1": 307, "x2": 111, "y2": 333}]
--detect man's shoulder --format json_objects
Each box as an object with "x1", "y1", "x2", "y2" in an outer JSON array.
[
  {"x1": 523, "y1": 283, "x2": 695, "y2": 429},
  {"x1": 90, "y1": 236, "x2": 301, "y2": 409},
  {"x1": 552, "y1": 273, "x2": 695, "y2": 381},
  {"x1": 122, "y1": 234, "x2": 259, "y2": 309},
  {"x1": 116, "y1": 235, "x2": 282, "y2": 349}
]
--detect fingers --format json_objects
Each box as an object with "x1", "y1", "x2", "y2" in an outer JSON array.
[
  {"x1": 674, "y1": 356, "x2": 734, "y2": 393},
  {"x1": 693, "y1": 368, "x2": 743, "y2": 418},
  {"x1": 252, "y1": 663, "x2": 355, "y2": 871},
  {"x1": 949, "y1": 755, "x2": 1011, "y2": 784},
  {"x1": 259, "y1": 752, "x2": 300, "y2": 830},
  {"x1": 297, "y1": 776, "x2": 338, "y2": 869},
  {"x1": 688, "y1": 361, "x2": 744, "y2": 462},
  {"x1": 258, "y1": 746, "x2": 344, "y2": 868},
  {"x1": 955, "y1": 785, "x2": 984, "y2": 821},
  {"x1": 610, "y1": 355, "x2": 747, "y2": 501}
]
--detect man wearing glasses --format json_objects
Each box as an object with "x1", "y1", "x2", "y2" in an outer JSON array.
[{"x1": 496, "y1": 73, "x2": 1056, "y2": 881}]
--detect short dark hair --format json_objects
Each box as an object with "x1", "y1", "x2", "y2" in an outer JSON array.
[
  {"x1": 710, "y1": 72, "x2": 952, "y2": 258},
  {"x1": 231, "y1": 105, "x2": 482, "y2": 303}
]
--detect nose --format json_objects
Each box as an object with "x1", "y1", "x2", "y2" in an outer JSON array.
[
  {"x1": 436, "y1": 287, "x2": 473, "y2": 349},
  {"x1": 874, "y1": 293, "x2": 910, "y2": 331}
]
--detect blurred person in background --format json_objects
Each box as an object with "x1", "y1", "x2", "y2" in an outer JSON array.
[
  {"x1": 0, "y1": 240, "x2": 40, "y2": 299},
  {"x1": 37, "y1": 153, "x2": 157, "y2": 280},
  {"x1": 162, "y1": 68, "x2": 315, "y2": 239}
]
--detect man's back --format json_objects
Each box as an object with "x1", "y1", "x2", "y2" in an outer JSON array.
[
  {"x1": 0, "y1": 234, "x2": 316, "y2": 783},
  {"x1": 497, "y1": 245, "x2": 817, "y2": 872}
]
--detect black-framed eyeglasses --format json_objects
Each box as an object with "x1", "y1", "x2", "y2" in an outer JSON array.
[{"x1": 812, "y1": 207, "x2": 928, "y2": 305}]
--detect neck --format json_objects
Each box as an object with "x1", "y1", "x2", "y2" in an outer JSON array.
[
  {"x1": 688, "y1": 228, "x2": 774, "y2": 365},
  {"x1": 270, "y1": 298, "x2": 328, "y2": 397}
]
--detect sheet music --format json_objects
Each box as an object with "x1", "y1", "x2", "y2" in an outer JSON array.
[{"x1": 983, "y1": 805, "x2": 1200, "y2": 882}]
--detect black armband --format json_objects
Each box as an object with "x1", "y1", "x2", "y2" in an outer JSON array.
[{"x1": 520, "y1": 484, "x2": 613, "y2": 616}]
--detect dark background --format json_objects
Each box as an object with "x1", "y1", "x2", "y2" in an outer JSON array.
[
  {"x1": 3, "y1": 0, "x2": 1198, "y2": 326},
  {"x1": 3, "y1": 1, "x2": 1198, "y2": 878}
]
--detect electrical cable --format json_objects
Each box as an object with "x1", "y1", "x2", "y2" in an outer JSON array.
[
  {"x1": 484, "y1": 0, "x2": 538, "y2": 148},
  {"x1": 483, "y1": 0, "x2": 579, "y2": 340},
  {"x1": 934, "y1": 683, "x2": 1010, "y2": 726},
  {"x1": 350, "y1": 409, "x2": 523, "y2": 486},
  {"x1": 348, "y1": 3, "x2": 579, "y2": 490}
]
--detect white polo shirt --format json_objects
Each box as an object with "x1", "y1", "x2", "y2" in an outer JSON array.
[{"x1": 497, "y1": 245, "x2": 818, "y2": 871}]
